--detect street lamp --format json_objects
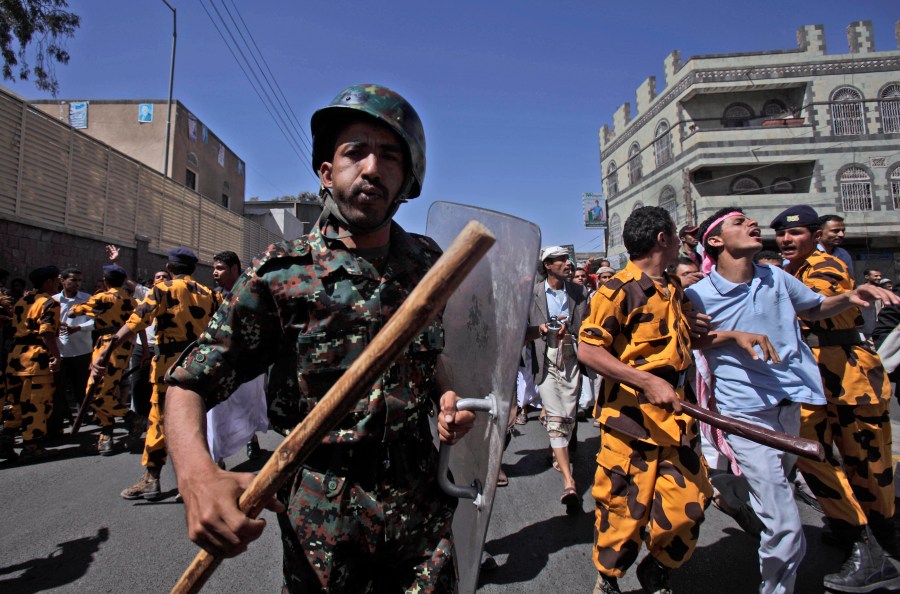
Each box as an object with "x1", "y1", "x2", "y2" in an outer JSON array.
[{"x1": 161, "y1": 0, "x2": 176, "y2": 177}]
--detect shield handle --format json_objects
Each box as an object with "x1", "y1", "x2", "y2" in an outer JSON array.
[{"x1": 437, "y1": 394, "x2": 498, "y2": 505}]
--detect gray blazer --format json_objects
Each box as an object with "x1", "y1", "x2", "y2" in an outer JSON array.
[{"x1": 527, "y1": 279, "x2": 590, "y2": 385}]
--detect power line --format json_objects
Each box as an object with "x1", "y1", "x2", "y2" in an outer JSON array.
[{"x1": 198, "y1": 0, "x2": 318, "y2": 185}]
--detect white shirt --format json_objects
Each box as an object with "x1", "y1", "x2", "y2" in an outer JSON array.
[{"x1": 54, "y1": 290, "x2": 94, "y2": 358}]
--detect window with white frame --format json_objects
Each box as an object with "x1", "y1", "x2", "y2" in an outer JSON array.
[
  {"x1": 628, "y1": 143, "x2": 642, "y2": 185},
  {"x1": 654, "y1": 121, "x2": 672, "y2": 168},
  {"x1": 881, "y1": 84, "x2": 900, "y2": 133},
  {"x1": 608, "y1": 214, "x2": 622, "y2": 247},
  {"x1": 659, "y1": 186, "x2": 677, "y2": 222},
  {"x1": 606, "y1": 161, "x2": 619, "y2": 198},
  {"x1": 831, "y1": 87, "x2": 866, "y2": 135},
  {"x1": 840, "y1": 166, "x2": 873, "y2": 211},
  {"x1": 890, "y1": 166, "x2": 900, "y2": 209}
]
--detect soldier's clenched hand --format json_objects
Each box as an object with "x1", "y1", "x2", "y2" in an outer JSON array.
[
  {"x1": 438, "y1": 390, "x2": 475, "y2": 445},
  {"x1": 181, "y1": 468, "x2": 285, "y2": 558},
  {"x1": 639, "y1": 374, "x2": 682, "y2": 413}
]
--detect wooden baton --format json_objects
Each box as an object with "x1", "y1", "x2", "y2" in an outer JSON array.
[
  {"x1": 170, "y1": 220, "x2": 496, "y2": 594},
  {"x1": 680, "y1": 400, "x2": 825, "y2": 461}
]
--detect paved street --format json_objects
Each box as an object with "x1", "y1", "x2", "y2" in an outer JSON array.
[{"x1": 1, "y1": 403, "x2": 895, "y2": 593}]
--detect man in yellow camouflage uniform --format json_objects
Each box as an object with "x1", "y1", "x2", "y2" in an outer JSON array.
[
  {"x1": 774, "y1": 204, "x2": 900, "y2": 593},
  {"x1": 578, "y1": 207, "x2": 712, "y2": 594},
  {"x1": 1, "y1": 266, "x2": 62, "y2": 461},
  {"x1": 69, "y1": 264, "x2": 141, "y2": 456},
  {"x1": 92, "y1": 248, "x2": 219, "y2": 500}
]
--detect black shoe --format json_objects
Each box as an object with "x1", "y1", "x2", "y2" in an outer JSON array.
[
  {"x1": 98, "y1": 434, "x2": 115, "y2": 456},
  {"x1": 577, "y1": 408, "x2": 588, "y2": 422},
  {"x1": 246, "y1": 439, "x2": 261, "y2": 460},
  {"x1": 594, "y1": 574, "x2": 622, "y2": 594},
  {"x1": 0, "y1": 433, "x2": 19, "y2": 461},
  {"x1": 870, "y1": 518, "x2": 900, "y2": 560},
  {"x1": 823, "y1": 530, "x2": 900, "y2": 593},
  {"x1": 636, "y1": 555, "x2": 673, "y2": 594}
]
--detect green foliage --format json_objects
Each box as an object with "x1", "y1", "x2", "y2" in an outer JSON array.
[{"x1": 1, "y1": 0, "x2": 80, "y2": 96}]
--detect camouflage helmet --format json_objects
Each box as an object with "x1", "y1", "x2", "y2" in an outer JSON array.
[{"x1": 310, "y1": 84, "x2": 426, "y2": 200}]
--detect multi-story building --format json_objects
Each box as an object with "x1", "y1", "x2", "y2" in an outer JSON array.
[
  {"x1": 31, "y1": 99, "x2": 246, "y2": 214},
  {"x1": 598, "y1": 20, "x2": 900, "y2": 281}
]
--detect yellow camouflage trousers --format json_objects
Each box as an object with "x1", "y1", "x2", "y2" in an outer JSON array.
[
  {"x1": 87, "y1": 335, "x2": 133, "y2": 428},
  {"x1": 796, "y1": 400, "x2": 894, "y2": 527},
  {"x1": 3, "y1": 374, "x2": 55, "y2": 441},
  {"x1": 141, "y1": 353, "x2": 176, "y2": 469},
  {"x1": 592, "y1": 428, "x2": 712, "y2": 577}
]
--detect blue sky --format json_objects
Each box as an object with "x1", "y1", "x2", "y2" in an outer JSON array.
[{"x1": 4, "y1": 1, "x2": 896, "y2": 253}]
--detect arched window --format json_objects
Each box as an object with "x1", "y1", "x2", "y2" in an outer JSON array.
[
  {"x1": 889, "y1": 166, "x2": 900, "y2": 209},
  {"x1": 831, "y1": 87, "x2": 866, "y2": 135},
  {"x1": 880, "y1": 83, "x2": 900, "y2": 133},
  {"x1": 628, "y1": 143, "x2": 642, "y2": 185},
  {"x1": 723, "y1": 103, "x2": 754, "y2": 128},
  {"x1": 606, "y1": 161, "x2": 619, "y2": 198},
  {"x1": 840, "y1": 166, "x2": 873, "y2": 211},
  {"x1": 659, "y1": 186, "x2": 678, "y2": 222},
  {"x1": 608, "y1": 213, "x2": 622, "y2": 247},
  {"x1": 632, "y1": 200, "x2": 644, "y2": 212},
  {"x1": 654, "y1": 121, "x2": 673, "y2": 168},
  {"x1": 187, "y1": 152, "x2": 199, "y2": 167},
  {"x1": 730, "y1": 175, "x2": 763, "y2": 195},
  {"x1": 762, "y1": 100, "x2": 788, "y2": 117},
  {"x1": 771, "y1": 177, "x2": 794, "y2": 193}
]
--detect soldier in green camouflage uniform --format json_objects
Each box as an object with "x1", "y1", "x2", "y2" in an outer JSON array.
[{"x1": 165, "y1": 84, "x2": 476, "y2": 593}]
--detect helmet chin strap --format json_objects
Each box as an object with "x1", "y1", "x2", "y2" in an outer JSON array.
[{"x1": 315, "y1": 175, "x2": 411, "y2": 240}]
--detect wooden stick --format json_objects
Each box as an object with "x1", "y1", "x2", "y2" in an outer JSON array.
[
  {"x1": 171, "y1": 220, "x2": 496, "y2": 594},
  {"x1": 680, "y1": 400, "x2": 824, "y2": 461}
]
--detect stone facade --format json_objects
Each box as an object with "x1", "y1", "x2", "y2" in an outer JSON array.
[
  {"x1": 31, "y1": 99, "x2": 246, "y2": 216},
  {"x1": 598, "y1": 21, "x2": 900, "y2": 282}
]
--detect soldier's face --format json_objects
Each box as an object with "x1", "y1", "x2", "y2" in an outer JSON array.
[
  {"x1": 153, "y1": 271, "x2": 171, "y2": 284},
  {"x1": 319, "y1": 120, "x2": 406, "y2": 229},
  {"x1": 775, "y1": 227, "x2": 816, "y2": 265}
]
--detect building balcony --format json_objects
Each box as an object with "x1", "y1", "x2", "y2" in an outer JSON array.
[{"x1": 681, "y1": 121, "x2": 815, "y2": 152}]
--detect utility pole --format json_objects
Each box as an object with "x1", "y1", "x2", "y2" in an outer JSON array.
[{"x1": 162, "y1": 0, "x2": 176, "y2": 177}]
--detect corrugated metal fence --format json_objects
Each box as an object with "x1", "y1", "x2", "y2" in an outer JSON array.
[{"x1": 0, "y1": 88, "x2": 280, "y2": 265}]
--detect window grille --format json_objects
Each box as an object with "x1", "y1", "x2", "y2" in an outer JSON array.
[
  {"x1": 723, "y1": 103, "x2": 754, "y2": 128},
  {"x1": 628, "y1": 143, "x2": 642, "y2": 185},
  {"x1": 730, "y1": 175, "x2": 763, "y2": 195},
  {"x1": 831, "y1": 87, "x2": 866, "y2": 135},
  {"x1": 880, "y1": 84, "x2": 900, "y2": 133},
  {"x1": 890, "y1": 166, "x2": 900, "y2": 209},
  {"x1": 606, "y1": 161, "x2": 619, "y2": 198},
  {"x1": 840, "y1": 166, "x2": 873, "y2": 211},
  {"x1": 608, "y1": 214, "x2": 622, "y2": 246},
  {"x1": 654, "y1": 121, "x2": 672, "y2": 168},
  {"x1": 659, "y1": 186, "x2": 678, "y2": 223},
  {"x1": 762, "y1": 100, "x2": 788, "y2": 117},
  {"x1": 772, "y1": 178, "x2": 794, "y2": 193}
]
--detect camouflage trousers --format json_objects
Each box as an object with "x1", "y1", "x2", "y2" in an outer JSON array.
[
  {"x1": 592, "y1": 428, "x2": 712, "y2": 578},
  {"x1": 3, "y1": 374, "x2": 55, "y2": 441},
  {"x1": 277, "y1": 458, "x2": 458, "y2": 593},
  {"x1": 796, "y1": 400, "x2": 894, "y2": 528},
  {"x1": 87, "y1": 336, "x2": 133, "y2": 428},
  {"x1": 141, "y1": 353, "x2": 176, "y2": 469}
]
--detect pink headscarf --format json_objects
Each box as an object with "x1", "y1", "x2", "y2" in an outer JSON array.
[{"x1": 700, "y1": 211, "x2": 743, "y2": 275}]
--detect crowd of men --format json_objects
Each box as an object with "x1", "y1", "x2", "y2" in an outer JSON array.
[{"x1": 2, "y1": 82, "x2": 900, "y2": 594}]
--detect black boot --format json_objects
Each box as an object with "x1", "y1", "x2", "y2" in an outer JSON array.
[
  {"x1": 0, "y1": 431, "x2": 18, "y2": 461},
  {"x1": 824, "y1": 527, "x2": 900, "y2": 593},
  {"x1": 870, "y1": 517, "x2": 900, "y2": 560},
  {"x1": 636, "y1": 555, "x2": 673, "y2": 594}
]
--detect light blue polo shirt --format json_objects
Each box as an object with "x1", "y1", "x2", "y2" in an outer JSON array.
[{"x1": 685, "y1": 264, "x2": 827, "y2": 413}]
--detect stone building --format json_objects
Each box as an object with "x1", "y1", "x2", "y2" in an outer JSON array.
[
  {"x1": 598, "y1": 20, "x2": 900, "y2": 281},
  {"x1": 31, "y1": 99, "x2": 246, "y2": 215}
]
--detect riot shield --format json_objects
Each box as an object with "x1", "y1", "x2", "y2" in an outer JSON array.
[{"x1": 426, "y1": 201, "x2": 541, "y2": 593}]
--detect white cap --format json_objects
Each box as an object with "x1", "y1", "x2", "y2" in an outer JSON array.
[{"x1": 540, "y1": 245, "x2": 569, "y2": 262}]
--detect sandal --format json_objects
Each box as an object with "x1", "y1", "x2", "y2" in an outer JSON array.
[
  {"x1": 515, "y1": 410, "x2": 527, "y2": 425},
  {"x1": 561, "y1": 487, "x2": 580, "y2": 515},
  {"x1": 497, "y1": 469, "x2": 509, "y2": 487}
]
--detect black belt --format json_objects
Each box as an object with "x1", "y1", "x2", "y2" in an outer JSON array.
[
  {"x1": 802, "y1": 328, "x2": 865, "y2": 348},
  {"x1": 302, "y1": 439, "x2": 432, "y2": 491},
  {"x1": 157, "y1": 340, "x2": 193, "y2": 357},
  {"x1": 649, "y1": 368, "x2": 688, "y2": 389}
]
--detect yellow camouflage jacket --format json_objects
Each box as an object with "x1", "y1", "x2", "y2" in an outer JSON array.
[
  {"x1": 794, "y1": 250, "x2": 889, "y2": 406},
  {"x1": 70, "y1": 287, "x2": 137, "y2": 339},
  {"x1": 579, "y1": 260, "x2": 696, "y2": 446},
  {"x1": 125, "y1": 275, "x2": 220, "y2": 356},
  {"x1": 6, "y1": 291, "x2": 60, "y2": 377}
]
